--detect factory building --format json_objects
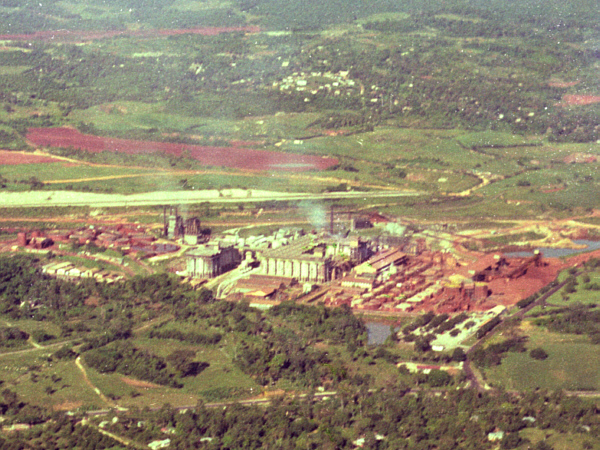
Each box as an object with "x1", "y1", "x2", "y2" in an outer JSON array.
[
  {"x1": 353, "y1": 247, "x2": 408, "y2": 284},
  {"x1": 163, "y1": 207, "x2": 203, "y2": 243},
  {"x1": 258, "y1": 234, "x2": 370, "y2": 283},
  {"x1": 186, "y1": 243, "x2": 241, "y2": 279}
]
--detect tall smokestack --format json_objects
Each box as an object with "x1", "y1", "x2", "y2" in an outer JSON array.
[
  {"x1": 163, "y1": 206, "x2": 167, "y2": 236},
  {"x1": 330, "y1": 206, "x2": 334, "y2": 235}
]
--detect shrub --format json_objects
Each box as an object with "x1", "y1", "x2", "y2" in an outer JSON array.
[
  {"x1": 463, "y1": 320, "x2": 475, "y2": 329},
  {"x1": 517, "y1": 295, "x2": 537, "y2": 309},
  {"x1": 451, "y1": 348, "x2": 466, "y2": 362},
  {"x1": 427, "y1": 369, "x2": 452, "y2": 387},
  {"x1": 529, "y1": 348, "x2": 548, "y2": 360},
  {"x1": 476, "y1": 316, "x2": 501, "y2": 338},
  {"x1": 53, "y1": 345, "x2": 77, "y2": 360},
  {"x1": 31, "y1": 330, "x2": 55, "y2": 343}
]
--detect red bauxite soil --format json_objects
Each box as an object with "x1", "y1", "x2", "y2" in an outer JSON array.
[
  {"x1": 0, "y1": 26, "x2": 261, "y2": 42},
  {"x1": 26, "y1": 127, "x2": 339, "y2": 172},
  {"x1": 0, "y1": 150, "x2": 61, "y2": 165},
  {"x1": 486, "y1": 257, "x2": 564, "y2": 307}
]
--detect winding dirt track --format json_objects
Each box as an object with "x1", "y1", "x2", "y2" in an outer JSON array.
[{"x1": 75, "y1": 356, "x2": 114, "y2": 406}]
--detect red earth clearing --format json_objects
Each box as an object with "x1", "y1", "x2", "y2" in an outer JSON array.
[
  {"x1": 26, "y1": 127, "x2": 339, "y2": 172},
  {"x1": 0, "y1": 26, "x2": 260, "y2": 43},
  {"x1": 0, "y1": 150, "x2": 61, "y2": 165},
  {"x1": 560, "y1": 94, "x2": 600, "y2": 106},
  {"x1": 547, "y1": 80, "x2": 580, "y2": 88}
]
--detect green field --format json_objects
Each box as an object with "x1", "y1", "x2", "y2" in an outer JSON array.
[
  {"x1": 83, "y1": 336, "x2": 260, "y2": 408},
  {"x1": 545, "y1": 272, "x2": 600, "y2": 307},
  {"x1": 0, "y1": 162, "x2": 156, "y2": 185},
  {"x1": 455, "y1": 131, "x2": 541, "y2": 150},
  {"x1": 486, "y1": 322, "x2": 600, "y2": 391}
]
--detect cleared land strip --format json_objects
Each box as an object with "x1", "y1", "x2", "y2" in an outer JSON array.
[
  {"x1": 0, "y1": 188, "x2": 420, "y2": 208},
  {"x1": 41, "y1": 167, "x2": 403, "y2": 191}
]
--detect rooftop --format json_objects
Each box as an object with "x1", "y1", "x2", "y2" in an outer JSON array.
[
  {"x1": 187, "y1": 245, "x2": 221, "y2": 257},
  {"x1": 261, "y1": 235, "x2": 330, "y2": 261}
]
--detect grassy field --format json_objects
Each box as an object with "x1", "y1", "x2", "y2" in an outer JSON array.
[
  {"x1": 0, "y1": 348, "x2": 104, "y2": 411},
  {"x1": 455, "y1": 131, "x2": 541, "y2": 149},
  {"x1": 0, "y1": 162, "x2": 156, "y2": 185},
  {"x1": 545, "y1": 271, "x2": 600, "y2": 307},
  {"x1": 0, "y1": 327, "x2": 262, "y2": 410},
  {"x1": 2, "y1": 111, "x2": 596, "y2": 217},
  {"x1": 485, "y1": 231, "x2": 546, "y2": 245},
  {"x1": 486, "y1": 321, "x2": 600, "y2": 391},
  {"x1": 68, "y1": 102, "x2": 322, "y2": 142}
]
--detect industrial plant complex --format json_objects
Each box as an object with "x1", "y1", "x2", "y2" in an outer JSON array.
[{"x1": 5, "y1": 206, "x2": 561, "y2": 319}]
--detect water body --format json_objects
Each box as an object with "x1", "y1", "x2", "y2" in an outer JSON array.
[
  {"x1": 366, "y1": 321, "x2": 397, "y2": 345},
  {"x1": 505, "y1": 240, "x2": 600, "y2": 258}
]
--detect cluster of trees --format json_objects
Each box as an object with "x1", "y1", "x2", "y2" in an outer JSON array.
[
  {"x1": 538, "y1": 304, "x2": 600, "y2": 344},
  {"x1": 269, "y1": 302, "x2": 366, "y2": 350},
  {"x1": 0, "y1": 389, "x2": 49, "y2": 427},
  {"x1": 79, "y1": 327, "x2": 132, "y2": 352},
  {"x1": 0, "y1": 254, "x2": 380, "y2": 394},
  {"x1": 0, "y1": 326, "x2": 28, "y2": 348},
  {"x1": 517, "y1": 293, "x2": 540, "y2": 309},
  {"x1": 402, "y1": 311, "x2": 436, "y2": 335},
  {"x1": 476, "y1": 316, "x2": 501, "y2": 339},
  {"x1": 0, "y1": 255, "x2": 222, "y2": 355},
  {"x1": 233, "y1": 331, "x2": 330, "y2": 388},
  {"x1": 84, "y1": 341, "x2": 183, "y2": 388},
  {"x1": 307, "y1": 112, "x2": 376, "y2": 131},
  {"x1": 166, "y1": 350, "x2": 210, "y2": 378},
  {"x1": 0, "y1": 414, "x2": 118, "y2": 449},
  {"x1": 432, "y1": 312, "x2": 468, "y2": 335},
  {"x1": 140, "y1": 300, "x2": 371, "y2": 389},
  {"x1": 471, "y1": 336, "x2": 528, "y2": 368}
]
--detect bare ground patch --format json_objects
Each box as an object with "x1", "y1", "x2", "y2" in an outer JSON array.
[
  {"x1": 53, "y1": 400, "x2": 83, "y2": 411},
  {"x1": 121, "y1": 377, "x2": 161, "y2": 388}
]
